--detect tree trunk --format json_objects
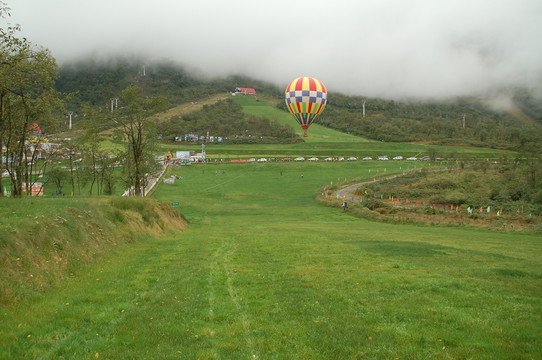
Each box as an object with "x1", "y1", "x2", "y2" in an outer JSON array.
[
  {"x1": 0, "y1": 138, "x2": 3, "y2": 197},
  {"x1": 0, "y1": 93, "x2": 5, "y2": 196},
  {"x1": 134, "y1": 157, "x2": 141, "y2": 196}
]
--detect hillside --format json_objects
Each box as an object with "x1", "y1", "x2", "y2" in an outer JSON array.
[
  {"x1": 55, "y1": 59, "x2": 282, "y2": 114},
  {"x1": 56, "y1": 58, "x2": 542, "y2": 151},
  {"x1": 316, "y1": 92, "x2": 542, "y2": 151}
]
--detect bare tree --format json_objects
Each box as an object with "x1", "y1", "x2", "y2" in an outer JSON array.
[{"x1": 114, "y1": 86, "x2": 167, "y2": 196}]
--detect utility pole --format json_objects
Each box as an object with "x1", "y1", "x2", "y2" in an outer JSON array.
[
  {"x1": 462, "y1": 113, "x2": 466, "y2": 129},
  {"x1": 110, "y1": 98, "x2": 119, "y2": 112},
  {"x1": 68, "y1": 111, "x2": 73, "y2": 130},
  {"x1": 362, "y1": 100, "x2": 366, "y2": 118}
]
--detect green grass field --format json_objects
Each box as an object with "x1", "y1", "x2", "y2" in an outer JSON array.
[
  {"x1": 1, "y1": 161, "x2": 540, "y2": 359},
  {"x1": 0, "y1": 97, "x2": 538, "y2": 359}
]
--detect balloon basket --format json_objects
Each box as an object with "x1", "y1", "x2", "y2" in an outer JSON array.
[{"x1": 303, "y1": 130, "x2": 308, "y2": 137}]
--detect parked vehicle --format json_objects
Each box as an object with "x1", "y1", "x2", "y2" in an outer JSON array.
[
  {"x1": 362, "y1": 157, "x2": 372, "y2": 161},
  {"x1": 406, "y1": 157, "x2": 417, "y2": 161},
  {"x1": 337, "y1": 157, "x2": 345, "y2": 161},
  {"x1": 393, "y1": 156, "x2": 403, "y2": 160},
  {"x1": 308, "y1": 157, "x2": 319, "y2": 162},
  {"x1": 324, "y1": 157, "x2": 333, "y2": 161},
  {"x1": 294, "y1": 157, "x2": 305, "y2": 161},
  {"x1": 378, "y1": 155, "x2": 389, "y2": 161},
  {"x1": 347, "y1": 157, "x2": 358, "y2": 161},
  {"x1": 257, "y1": 158, "x2": 267, "y2": 162},
  {"x1": 420, "y1": 156, "x2": 430, "y2": 161}
]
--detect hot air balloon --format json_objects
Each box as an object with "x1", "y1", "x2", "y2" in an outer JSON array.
[{"x1": 284, "y1": 77, "x2": 327, "y2": 137}]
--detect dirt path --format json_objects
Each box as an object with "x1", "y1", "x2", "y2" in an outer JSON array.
[
  {"x1": 150, "y1": 93, "x2": 230, "y2": 123},
  {"x1": 100, "y1": 93, "x2": 230, "y2": 136},
  {"x1": 336, "y1": 175, "x2": 398, "y2": 200}
]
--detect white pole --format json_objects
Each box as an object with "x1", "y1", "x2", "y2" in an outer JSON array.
[{"x1": 68, "y1": 111, "x2": 73, "y2": 130}]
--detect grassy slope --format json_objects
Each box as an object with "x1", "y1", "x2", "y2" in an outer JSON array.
[
  {"x1": 161, "y1": 95, "x2": 515, "y2": 160},
  {"x1": 1, "y1": 162, "x2": 539, "y2": 359}
]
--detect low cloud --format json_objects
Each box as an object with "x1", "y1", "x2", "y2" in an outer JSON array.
[{"x1": 8, "y1": 0, "x2": 542, "y2": 99}]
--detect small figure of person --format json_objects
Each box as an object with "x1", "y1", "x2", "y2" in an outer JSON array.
[{"x1": 342, "y1": 201, "x2": 348, "y2": 211}]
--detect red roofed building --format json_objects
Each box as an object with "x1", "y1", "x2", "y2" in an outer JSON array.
[{"x1": 234, "y1": 87, "x2": 256, "y2": 95}]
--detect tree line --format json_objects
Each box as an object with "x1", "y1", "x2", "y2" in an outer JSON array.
[
  {"x1": 0, "y1": 3, "x2": 61, "y2": 196},
  {"x1": 0, "y1": 3, "x2": 166, "y2": 197}
]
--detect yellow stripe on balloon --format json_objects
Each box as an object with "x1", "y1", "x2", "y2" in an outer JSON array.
[
  {"x1": 314, "y1": 79, "x2": 323, "y2": 92},
  {"x1": 302, "y1": 77, "x2": 310, "y2": 90}
]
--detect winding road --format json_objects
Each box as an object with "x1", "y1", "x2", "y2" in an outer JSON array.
[{"x1": 335, "y1": 175, "x2": 399, "y2": 200}]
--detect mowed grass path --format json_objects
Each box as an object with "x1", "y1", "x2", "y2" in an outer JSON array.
[{"x1": 1, "y1": 161, "x2": 540, "y2": 359}]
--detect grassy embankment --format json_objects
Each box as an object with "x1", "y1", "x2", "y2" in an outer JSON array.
[{"x1": 0, "y1": 196, "x2": 185, "y2": 306}]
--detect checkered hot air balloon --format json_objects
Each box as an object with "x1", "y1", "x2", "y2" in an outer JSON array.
[{"x1": 284, "y1": 77, "x2": 327, "y2": 137}]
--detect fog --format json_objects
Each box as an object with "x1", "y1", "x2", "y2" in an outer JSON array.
[{"x1": 7, "y1": 0, "x2": 542, "y2": 99}]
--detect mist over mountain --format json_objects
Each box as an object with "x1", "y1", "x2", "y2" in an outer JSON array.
[{"x1": 9, "y1": 0, "x2": 542, "y2": 100}]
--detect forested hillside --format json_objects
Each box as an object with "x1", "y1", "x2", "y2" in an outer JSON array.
[
  {"x1": 313, "y1": 92, "x2": 542, "y2": 151},
  {"x1": 55, "y1": 58, "x2": 281, "y2": 113},
  {"x1": 56, "y1": 58, "x2": 542, "y2": 151}
]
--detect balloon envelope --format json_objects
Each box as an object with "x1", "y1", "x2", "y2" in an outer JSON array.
[{"x1": 285, "y1": 77, "x2": 327, "y2": 136}]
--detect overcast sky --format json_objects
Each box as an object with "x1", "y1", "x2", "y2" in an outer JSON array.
[{"x1": 6, "y1": 0, "x2": 542, "y2": 99}]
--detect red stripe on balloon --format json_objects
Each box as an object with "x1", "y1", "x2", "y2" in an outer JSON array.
[
  {"x1": 315, "y1": 104, "x2": 323, "y2": 114},
  {"x1": 295, "y1": 78, "x2": 303, "y2": 91},
  {"x1": 308, "y1": 77, "x2": 316, "y2": 91},
  {"x1": 287, "y1": 103, "x2": 295, "y2": 114}
]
